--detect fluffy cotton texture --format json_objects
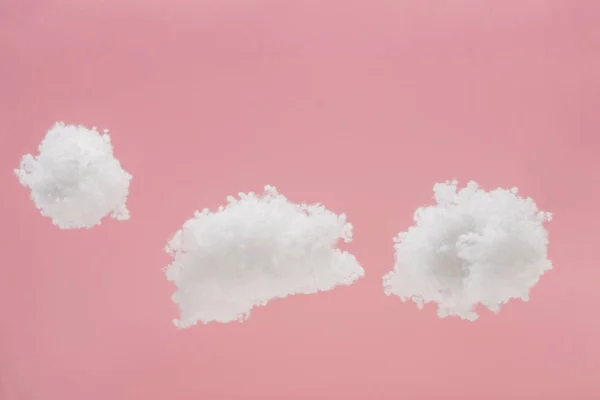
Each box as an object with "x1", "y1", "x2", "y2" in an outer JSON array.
[
  {"x1": 14, "y1": 122, "x2": 132, "y2": 229},
  {"x1": 383, "y1": 180, "x2": 552, "y2": 321},
  {"x1": 165, "y1": 185, "x2": 364, "y2": 327}
]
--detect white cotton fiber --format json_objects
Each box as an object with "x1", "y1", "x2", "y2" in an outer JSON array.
[
  {"x1": 14, "y1": 122, "x2": 132, "y2": 229},
  {"x1": 164, "y1": 185, "x2": 364, "y2": 327},
  {"x1": 383, "y1": 180, "x2": 552, "y2": 321}
]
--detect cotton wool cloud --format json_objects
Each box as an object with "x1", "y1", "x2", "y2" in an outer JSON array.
[
  {"x1": 383, "y1": 180, "x2": 552, "y2": 321},
  {"x1": 164, "y1": 185, "x2": 364, "y2": 327},
  {"x1": 14, "y1": 122, "x2": 132, "y2": 229}
]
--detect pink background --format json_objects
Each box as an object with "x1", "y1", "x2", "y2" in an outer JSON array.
[{"x1": 1, "y1": 1, "x2": 599, "y2": 399}]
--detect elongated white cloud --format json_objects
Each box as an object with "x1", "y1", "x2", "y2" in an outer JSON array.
[
  {"x1": 165, "y1": 185, "x2": 364, "y2": 327},
  {"x1": 14, "y1": 122, "x2": 132, "y2": 229},
  {"x1": 383, "y1": 180, "x2": 552, "y2": 321}
]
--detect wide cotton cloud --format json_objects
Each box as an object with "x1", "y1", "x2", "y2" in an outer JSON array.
[{"x1": 165, "y1": 185, "x2": 364, "y2": 327}]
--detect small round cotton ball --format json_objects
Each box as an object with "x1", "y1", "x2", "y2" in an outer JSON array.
[
  {"x1": 14, "y1": 122, "x2": 132, "y2": 229},
  {"x1": 383, "y1": 180, "x2": 552, "y2": 321},
  {"x1": 164, "y1": 185, "x2": 365, "y2": 327}
]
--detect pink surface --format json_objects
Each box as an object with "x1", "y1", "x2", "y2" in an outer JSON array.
[{"x1": 1, "y1": 1, "x2": 599, "y2": 399}]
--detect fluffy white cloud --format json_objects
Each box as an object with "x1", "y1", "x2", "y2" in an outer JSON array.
[
  {"x1": 383, "y1": 180, "x2": 552, "y2": 321},
  {"x1": 14, "y1": 122, "x2": 132, "y2": 229},
  {"x1": 165, "y1": 185, "x2": 364, "y2": 327}
]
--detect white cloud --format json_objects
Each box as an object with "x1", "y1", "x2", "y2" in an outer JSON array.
[
  {"x1": 164, "y1": 185, "x2": 364, "y2": 327},
  {"x1": 14, "y1": 122, "x2": 132, "y2": 229},
  {"x1": 383, "y1": 180, "x2": 552, "y2": 321}
]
